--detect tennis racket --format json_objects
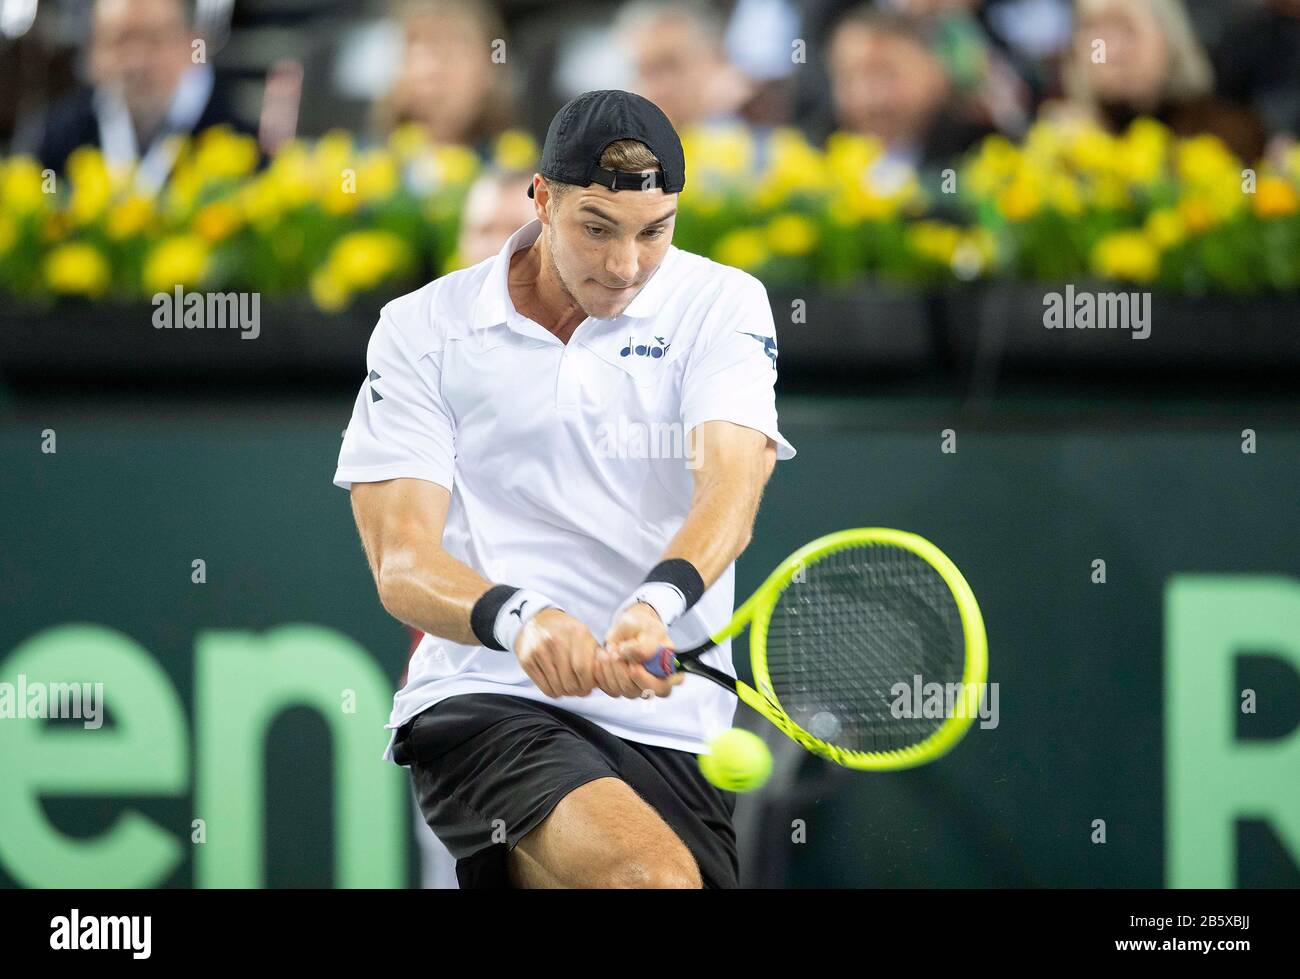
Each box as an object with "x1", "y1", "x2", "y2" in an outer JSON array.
[{"x1": 644, "y1": 528, "x2": 988, "y2": 770}]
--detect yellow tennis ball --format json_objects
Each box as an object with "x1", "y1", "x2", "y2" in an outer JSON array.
[{"x1": 699, "y1": 728, "x2": 772, "y2": 793}]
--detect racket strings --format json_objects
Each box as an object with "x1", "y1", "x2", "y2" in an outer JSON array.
[{"x1": 762, "y1": 545, "x2": 967, "y2": 753}]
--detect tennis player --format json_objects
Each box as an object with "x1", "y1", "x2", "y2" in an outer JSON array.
[{"x1": 335, "y1": 90, "x2": 795, "y2": 888}]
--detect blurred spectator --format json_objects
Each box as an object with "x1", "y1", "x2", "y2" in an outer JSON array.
[
  {"x1": 790, "y1": 0, "x2": 1070, "y2": 147},
  {"x1": 827, "y1": 5, "x2": 991, "y2": 174},
  {"x1": 970, "y1": 0, "x2": 1074, "y2": 87},
  {"x1": 1213, "y1": 0, "x2": 1300, "y2": 150},
  {"x1": 721, "y1": 0, "x2": 803, "y2": 126},
  {"x1": 28, "y1": 0, "x2": 255, "y2": 192},
  {"x1": 1052, "y1": 0, "x2": 1268, "y2": 161},
  {"x1": 882, "y1": 0, "x2": 1036, "y2": 136},
  {"x1": 614, "y1": 0, "x2": 755, "y2": 131},
  {"x1": 454, "y1": 167, "x2": 538, "y2": 268},
  {"x1": 373, "y1": 0, "x2": 516, "y2": 153}
]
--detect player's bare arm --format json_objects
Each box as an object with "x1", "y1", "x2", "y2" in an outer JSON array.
[
  {"x1": 350, "y1": 477, "x2": 608, "y2": 698},
  {"x1": 604, "y1": 420, "x2": 777, "y2": 672}
]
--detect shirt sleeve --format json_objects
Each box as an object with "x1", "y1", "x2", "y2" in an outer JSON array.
[
  {"x1": 679, "y1": 272, "x2": 796, "y2": 460},
  {"x1": 333, "y1": 302, "x2": 456, "y2": 491}
]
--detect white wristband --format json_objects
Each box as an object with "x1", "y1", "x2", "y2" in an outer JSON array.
[
  {"x1": 614, "y1": 580, "x2": 687, "y2": 630},
  {"x1": 494, "y1": 589, "x2": 561, "y2": 654}
]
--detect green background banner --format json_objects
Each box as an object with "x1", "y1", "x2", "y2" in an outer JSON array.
[{"x1": 2, "y1": 397, "x2": 1297, "y2": 887}]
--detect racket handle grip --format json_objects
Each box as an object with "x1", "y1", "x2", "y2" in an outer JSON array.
[{"x1": 643, "y1": 646, "x2": 678, "y2": 678}]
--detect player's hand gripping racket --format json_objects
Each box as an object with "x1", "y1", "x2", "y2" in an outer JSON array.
[{"x1": 644, "y1": 528, "x2": 987, "y2": 770}]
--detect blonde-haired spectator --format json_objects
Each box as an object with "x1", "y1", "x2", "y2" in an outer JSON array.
[
  {"x1": 1050, "y1": 0, "x2": 1266, "y2": 161},
  {"x1": 373, "y1": 0, "x2": 516, "y2": 153}
]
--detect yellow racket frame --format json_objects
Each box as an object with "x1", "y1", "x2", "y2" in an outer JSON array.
[{"x1": 711, "y1": 528, "x2": 988, "y2": 771}]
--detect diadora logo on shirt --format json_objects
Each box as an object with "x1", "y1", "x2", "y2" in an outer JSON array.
[{"x1": 620, "y1": 336, "x2": 671, "y2": 359}]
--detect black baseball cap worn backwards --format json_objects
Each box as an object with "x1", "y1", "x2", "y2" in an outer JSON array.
[{"x1": 526, "y1": 89, "x2": 686, "y2": 199}]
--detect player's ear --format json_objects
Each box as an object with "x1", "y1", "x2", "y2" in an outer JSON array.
[{"x1": 536, "y1": 177, "x2": 557, "y2": 222}]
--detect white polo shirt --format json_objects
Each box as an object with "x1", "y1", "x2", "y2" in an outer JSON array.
[{"x1": 334, "y1": 218, "x2": 796, "y2": 761}]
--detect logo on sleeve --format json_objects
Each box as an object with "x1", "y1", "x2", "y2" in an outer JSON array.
[
  {"x1": 367, "y1": 369, "x2": 383, "y2": 402},
  {"x1": 740, "y1": 332, "x2": 778, "y2": 370}
]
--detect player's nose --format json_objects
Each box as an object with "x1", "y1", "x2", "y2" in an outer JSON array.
[{"x1": 604, "y1": 242, "x2": 639, "y2": 284}]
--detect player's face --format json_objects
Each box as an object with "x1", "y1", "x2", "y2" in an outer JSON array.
[{"x1": 544, "y1": 182, "x2": 677, "y2": 320}]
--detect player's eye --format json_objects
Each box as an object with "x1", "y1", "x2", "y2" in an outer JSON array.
[
  {"x1": 643, "y1": 228, "x2": 664, "y2": 239},
  {"x1": 585, "y1": 225, "x2": 606, "y2": 238}
]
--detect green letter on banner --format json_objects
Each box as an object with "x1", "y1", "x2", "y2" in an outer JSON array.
[
  {"x1": 0, "y1": 625, "x2": 187, "y2": 887},
  {"x1": 194, "y1": 625, "x2": 405, "y2": 887},
  {"x1": 1166, "y1": 576, "x2": 1300, "y2": 886}
]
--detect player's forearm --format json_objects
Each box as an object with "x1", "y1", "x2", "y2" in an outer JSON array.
[
  {"x1": 662, "y1": 476, "x2": 763, "y2": 589},
  {"x1": 374, "y1": 542, "x2": 492, "y2": 646}
]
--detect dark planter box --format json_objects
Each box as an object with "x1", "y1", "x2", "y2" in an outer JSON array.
[
  {"x1": 944, "y1": 282, "x2": 1300, "y2": 373},
  {"x1": 0, "y1": 298, "x2": 377, "y2": 382},
  {"x1": 766, "y1": 284, "x2": 937, "y2": 374}
]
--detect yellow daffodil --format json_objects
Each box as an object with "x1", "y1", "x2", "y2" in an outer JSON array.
[
  {"x1": 1091, "y1": 174, "x2": 1131, "y2": 210},
  {"x1": 829, "y1": 183, "x2": 892, "y2": 221},
  {"x1": 765, "y1": 213, "x2": 819, "y2": 256},
  {"x1": 824, "y1": 131, "x2": 884, "y2": 185},
  {"x1": 326, "y1": 230, "x2": 411, "y2": 292},
  {"x1": 192, "y1": 127, "x2": 259, "y2": 181},
  {"x1": 712, "y1": 228, "x2": 769, "y2": 271},
  {"x1": 1092, "y1": 231, "x2": 1160, "y2": 283},
  {"x1": 1175, "y1": 135, "x2": 1242, "y2": 199},
  {"x1": 164, "y1": 160, "x2": 204, "y2": 221},
  {"x1": 388, "y1": 123, "x2": 430, "y2": 162},
  {"x1": 907, "y1": 220, "x2": 963, "y2": 264},
  {"x1": 143, "y1": 235, "x2": 210, "y2": 293},
  {"x1": 44, "y1": 242, "x2": 111, "y2": 297},
  {"x1": 106, "y1": 195, "x2": 156, "y2": 240},
  {"x1": 1115, "y1": 118, "x2": 1171, "y2": 187},
  {"x1": 266, "y1": 142, "x2": 316, "y2": 210},
  {"x1": 0, "y1": 212, "x2": 15, "y2": 257},
  {"x1": 997, "y1": 172, "x2": 1042, "y2": 222},
  {"x1": 194, "y1": 200, "x2": 243, "y2": 242},
  {"x1": 493, "y1": 129, "x2": 539, "y2": 171},
  {"x1": 1252, "y1": 175, "x2": 1298, "y2": 219},
  {"x1": 235, "y1": 174, "x2": 284, "y2": 228},
  {"x1": 65, "y1": 146, "x2": 113, "y2": 225},
  {"x1": 1021, "y1": 121, "x2": 1060, "y2": 163},
  {"x1": 755, "y1": 127, "x2": 830, "y2": 208},
  {"x1": 965, "y1": 134, "x2": 1021, "y2": 196},
  {"x1": 2, "y1": 156, "x2": 50, "y2": 216},
  {"x1": 1065, "y1": 125, "x2": 1118, "y2": 176},
  {"x1": 682, "y1": 124, "x2": 756, "y2": 183},
  {"x1": 1178, "y1": 194, "x2": 1219, "y2": 234},
  {"x1": 431, "y1": 144, "x2": 479, "y2": 188},
  {"x1": 1048, "y1": 174, "x2": 1084, "y2": 216},
  {"x1": 322, "y1": 179, "x2": 362, "y2": 215},
  {"x1": 354, "y1": 150, "x2": 400, "y2": 203},
  {"x1": 314, "y1": 130, "x2": 355, "y2": 173},
  {"x1": 310, "y1": 268, "x2": 351, "y2": 312},
  {"x1": 1144, "y1": 208, "x2": 1186, "y2": 248},
  {"x1": 686, "y1": 191, "x2": 724, "y2": 217}
]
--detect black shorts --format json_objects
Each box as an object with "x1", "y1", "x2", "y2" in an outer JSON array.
[{"x1": 391, "y1": 693, "x2": 740, "y2": 888}]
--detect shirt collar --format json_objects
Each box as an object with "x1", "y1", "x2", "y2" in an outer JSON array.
[
  {"x1": 470, "y1": 219, "x2": 673, "y2": 331},
  {"x1": 469, "y1": 218, "x2": 540, "y2": 331}
]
